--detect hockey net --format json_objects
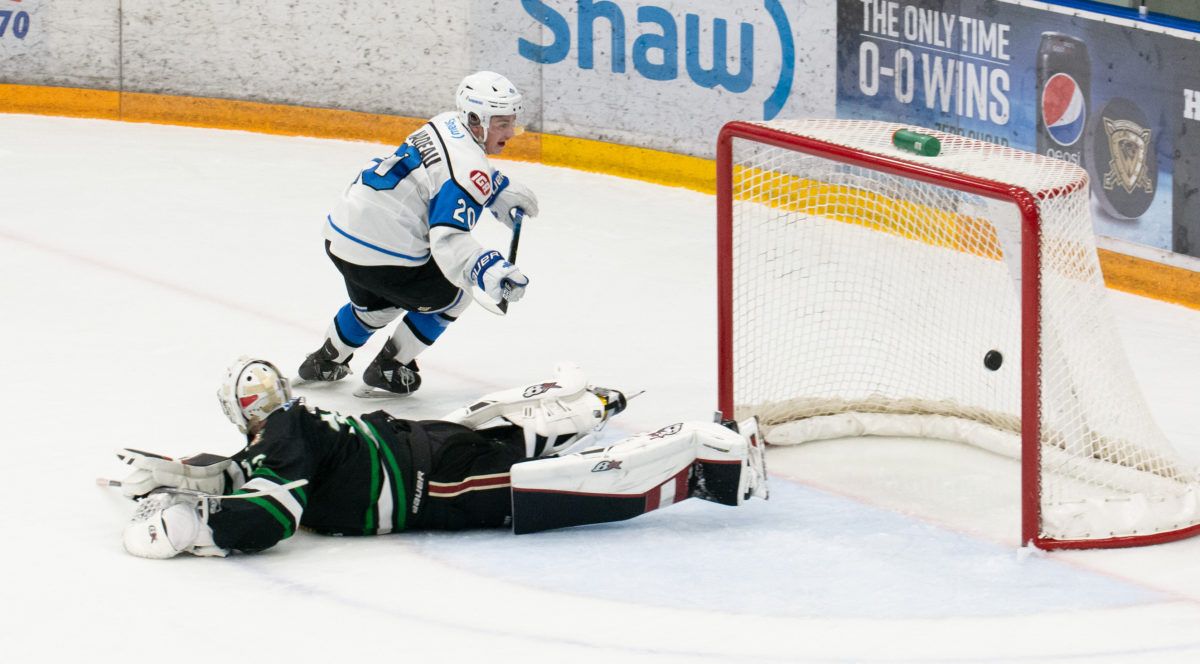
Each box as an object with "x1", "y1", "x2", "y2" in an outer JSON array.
[{"x1": 716, "y1": 119, "x2": 1200, "y2": 549}]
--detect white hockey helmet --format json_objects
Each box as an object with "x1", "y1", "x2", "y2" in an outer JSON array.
[
  {"x1": 455, "y1": 70, "x2": 523, "y2": 143},
  {"x1": 217, "y1": 356, "x2": 293, "y2": 434}
]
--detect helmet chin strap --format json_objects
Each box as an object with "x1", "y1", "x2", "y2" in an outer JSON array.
[{"x1": 467, "y1": 112, "x2": 488, "y2": 147}]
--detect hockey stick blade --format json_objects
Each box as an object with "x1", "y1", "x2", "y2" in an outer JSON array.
[{"x1": 352, "y1": 384, "x2": 415, "y2": 399}]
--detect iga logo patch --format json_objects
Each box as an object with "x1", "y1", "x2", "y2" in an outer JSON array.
[
  {"x1": 470, "y1": 170, "x2": 491, "y2": 197},
  {"x1": 523, "y1": 382, "x2": 560, "y2": 398}
]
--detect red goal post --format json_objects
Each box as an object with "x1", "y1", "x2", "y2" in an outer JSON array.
[{"x1": 716, "y1": 119, "x2": 1200, "y2": 549}]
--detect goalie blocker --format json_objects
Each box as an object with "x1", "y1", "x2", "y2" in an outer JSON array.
[{"x1": 113, "y1": 359, "x2": 768, "y2": 559}]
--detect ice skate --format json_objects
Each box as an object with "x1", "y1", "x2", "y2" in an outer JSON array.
[
  {"x1": 355, "y1": 339, "x2": 421, "y2": 398},
  {"x1": 296, "y1": 339, "x2": 353, "y2": 384}
]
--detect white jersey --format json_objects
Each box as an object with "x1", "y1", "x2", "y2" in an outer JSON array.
[{"x1": 324, "y1": 111, "x2": 498, "y2": 289}]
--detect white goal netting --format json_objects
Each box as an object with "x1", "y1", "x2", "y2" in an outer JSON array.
[{"x1": 722, "y1": 119, "x2": 1199, "y2": 547}]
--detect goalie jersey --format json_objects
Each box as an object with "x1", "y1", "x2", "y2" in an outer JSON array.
[
  {"x1": 323, "y1": 111, "x2": 500, "y2": 286},
  {"x1": 211, "y1": 400, "x2": 528, "y2": 552}
]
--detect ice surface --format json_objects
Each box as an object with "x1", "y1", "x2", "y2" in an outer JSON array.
[{"x1": 3, "y1": 115, "x2": 1200, "y2": 662}]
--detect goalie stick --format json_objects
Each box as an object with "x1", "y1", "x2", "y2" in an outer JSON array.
[{"x1": 96, "y1": 477, "x2": 309, "y2": 500}]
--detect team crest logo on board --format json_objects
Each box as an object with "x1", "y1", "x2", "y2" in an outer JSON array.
[
  {"x1": 1042, "y1": 73, "x2": 1086, "y2": 147},
  {"x1": 1085, "y1": 97, "x2": 1157, "y2": 219},
  {"x1": 1102, "y1": 118, "x2": 1153, "y2": 195}
]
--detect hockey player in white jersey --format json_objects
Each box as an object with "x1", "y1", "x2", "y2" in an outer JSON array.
[{"x1": 298, "y1": 71, "x2": 538, "y2": 396}]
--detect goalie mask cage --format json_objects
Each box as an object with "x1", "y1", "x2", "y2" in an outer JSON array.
[{"x1": 716, "y1": 119, "x2": 1200, "y2": 550}]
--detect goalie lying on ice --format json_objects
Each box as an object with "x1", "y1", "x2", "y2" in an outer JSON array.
[{"x1": 112, "y1": 357, "x2": 768, "y2": 559}]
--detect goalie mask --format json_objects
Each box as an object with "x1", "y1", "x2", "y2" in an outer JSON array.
[
  {"x1": 455, "y1": 70, "x2": 523, "y2": 145},
  {"x1": 218, "y1": 357, "x2": 293, "y2": 434}
]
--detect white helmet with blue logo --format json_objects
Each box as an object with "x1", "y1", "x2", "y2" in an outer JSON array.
[{"x1": 455, "y1": 71, "x2": 523, "y2": 144}]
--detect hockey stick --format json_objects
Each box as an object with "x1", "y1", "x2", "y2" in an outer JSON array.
[
  {"x1": 471, "y1": 207, "x2": 526, "y2": 316},
  {"x1": 497, "y1": 207, "x2": 525, "y2": 314}
]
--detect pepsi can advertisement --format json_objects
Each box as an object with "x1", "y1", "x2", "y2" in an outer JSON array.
[
  {"x1": 1036, "y1": 33, "x2": 1089, "y2": 167},
  {"x1": 836, "y1": 0, "x2": 1198, "y2": 254}
]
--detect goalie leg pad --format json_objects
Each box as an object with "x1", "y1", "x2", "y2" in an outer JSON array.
[
  {"x1": 510, "y1": 420, "x2": 767, "y2": 533},
  {"x1": 692, "y1": 418, "x2": 769, "y2": 504},
  {"x1": 511, "y1": 422, "x2": 731, "y2": 534}
]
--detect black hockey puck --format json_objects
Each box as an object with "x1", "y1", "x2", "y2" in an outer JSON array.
[{"x1": 984, "y1": 350, "x2": 1003, "y2": 371}]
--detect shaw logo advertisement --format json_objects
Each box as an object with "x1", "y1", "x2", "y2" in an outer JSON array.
[{"x1": 517, "y1": 0, "x2": 797, "y2": 120}]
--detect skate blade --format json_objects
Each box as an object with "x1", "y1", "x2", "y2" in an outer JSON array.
[
  {"x1": 352, "y1": 385, "x2": 414, "y2": 399},
  {"x1": 292, "y1": 374, "x2": 351, "y2": 388}
]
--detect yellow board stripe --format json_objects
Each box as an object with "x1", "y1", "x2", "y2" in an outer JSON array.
[
  {"x1": 2, "y1": 83, "x2": 1196, "y2": 309},
  {"x1": 0, "y1": 84, "x2": 120, "y2": 119},
  {"x1": 1099, "y1": 249, "x2": 1200, "y2": 309},
  {"x1": 732, "y1": 168, "x2": 1003, "y2": 260},
  {"x1": 539, "y1": 133, "x2": 715, "y2": 193}
]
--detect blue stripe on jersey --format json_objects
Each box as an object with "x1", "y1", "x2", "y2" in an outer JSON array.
[
  {"x1": 326, "y1": 216, "x2": 431, "y2": 261},
  {"x1": 403, "y1": 310, "x2": 453, "y2": 346},
  {"x1": 429, "y1": 179, "x2": 482, "y2": 232},
  {"x1": 334, "y1": 303, "x2": 374, "y2": 347}
]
